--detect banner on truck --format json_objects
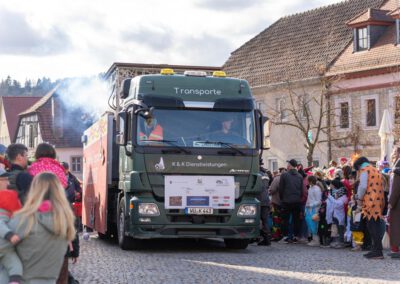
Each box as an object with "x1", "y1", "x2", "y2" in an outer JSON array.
[{"x1": 165, "y1": 175, "x2": 235, "y2": 209}]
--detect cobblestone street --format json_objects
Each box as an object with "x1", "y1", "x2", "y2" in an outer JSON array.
[{"x1": 70, "y1": 234, "x2": 399, "y2": 284}]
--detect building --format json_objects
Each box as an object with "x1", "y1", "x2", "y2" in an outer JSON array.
[
  {"x1": 15, "y1": 86, "x2": 88, "y2": 179},
  {"x1": 223, "y1": 0, "x2": 388, "y2": 169},
  {"x1": 0, "y1": 96, "x2": 41, "y2": 146},
  {"x1": 328, "y1": 0, "x2": 400, "y2": 164}
]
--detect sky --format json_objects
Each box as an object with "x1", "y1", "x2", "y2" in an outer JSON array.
[{"x1": 0, "y1": 0, "x2": 344, "y2": 82}]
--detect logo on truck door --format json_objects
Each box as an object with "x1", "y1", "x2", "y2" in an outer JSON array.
[{"x1": 155, "y1": 157, "x2": 165, "y2": 171}]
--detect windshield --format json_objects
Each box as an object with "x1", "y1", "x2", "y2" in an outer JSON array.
[{"x1": 136, "y1": 109, "x2": 256, "y2": 149}]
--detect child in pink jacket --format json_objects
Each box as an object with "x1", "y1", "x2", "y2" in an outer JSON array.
[{"x1": 28, "y1": 143, "x2": 67, "y2": 188}]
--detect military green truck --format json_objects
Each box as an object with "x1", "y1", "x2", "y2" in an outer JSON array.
[{"x1": 82, "y1": 69, "x2": 268, "y2": 250}]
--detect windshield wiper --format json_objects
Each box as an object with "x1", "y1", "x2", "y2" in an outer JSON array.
[
  {"x1": 140, "y1": 139, "x2": 191, "y2": 154},
  {"x1": 198, "y1": 140, "x2": 246, "y2": 156}
]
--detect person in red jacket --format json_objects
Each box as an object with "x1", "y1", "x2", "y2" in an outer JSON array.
[
  {"x1": 28, "y1": 143, "x2": 67, "y2": 188},
  {"x1": 139, "y1": 117, "x2": 163, "y2": 141}
]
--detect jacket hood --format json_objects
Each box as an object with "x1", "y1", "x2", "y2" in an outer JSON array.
[
  {"x1": 37, "y1": 212, "x2": 56, "y2": 234},
  {"x1": 288, "y1": 169, "x2": 299, "y2": 175}
]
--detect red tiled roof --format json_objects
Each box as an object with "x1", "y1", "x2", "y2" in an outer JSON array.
[
  {"x1": 19, "y1": 86, "x2": 58, "y2": 116},
  {"x1": 1, "y1": 96, "x2": 41, "y2": 143},
  {"x1": 222, "y1": 0, "x2": 385, "y2": 87},
  {"x1": 347, "y1": 8, "x2": 393, "y2": 26},
  {"x1": 327, "y1": 24, "x2": 400, "y2": 76}
]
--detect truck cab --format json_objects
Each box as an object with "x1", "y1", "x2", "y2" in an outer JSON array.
[{"x1": 83, "y1": 69, "x2": 268, "y2": 250}]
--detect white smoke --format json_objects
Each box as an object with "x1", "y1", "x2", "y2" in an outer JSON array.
[{"x1": 56, "y1": 76, "x2": 112, "y2": 123}]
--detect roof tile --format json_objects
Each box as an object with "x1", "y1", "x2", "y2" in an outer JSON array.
[{"x1": 223, "y1": 0, "x2": 385, "y2": 86}]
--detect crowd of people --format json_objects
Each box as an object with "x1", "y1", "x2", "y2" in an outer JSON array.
[
  {"x1": 258, "y1": 151, "x2": 400, "y2": 260},
  {"x1": 0, "y1": 140, "x2": 399, "y2": 282},
  {"x1": 0, "y1": 143, "x2": 82, "y2": 284}
]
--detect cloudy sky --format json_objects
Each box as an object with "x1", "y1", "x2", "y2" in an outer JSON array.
[{"x1": 0, "y1": 0, "x2": 343, "y2": 82}]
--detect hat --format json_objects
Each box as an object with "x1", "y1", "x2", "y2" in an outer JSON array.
[
  {"x1": 353, "y1": 156, "x2": 370, "y2": 171},
  {"x1": 330, "y1": 178, "x2": 344, "y2": 189},
  {"x1": 286, "y1": 159, "x2": 298, "y2": 167},
  {"x1": 0, "y1": 190, "x2": 21, "y2": 213},
  {"x1": 340, "y1": 157, "x2": 348, "y2": 163}
]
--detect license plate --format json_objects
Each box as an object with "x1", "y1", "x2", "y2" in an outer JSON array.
[{"x1": 186, "y1": 207, "x2": 213, "y2": 215}]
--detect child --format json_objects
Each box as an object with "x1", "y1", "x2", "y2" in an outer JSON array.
[
  {"x1": 0, "y1": 172, "x2": 23, "y2": 284},
  {"x1": 349, "y1": 195, "x2": 364, "y2": 251},
  {"x1": 305, "y1": 175, "x2": 322, "y2": 246},
  {"x1": 326, "y1": 178, "x2": 348, "y2": 249}
]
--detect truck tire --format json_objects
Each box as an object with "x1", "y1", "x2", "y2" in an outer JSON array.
[
  {"x1": 117, "y1": 198, "x2": 133, "y2": 250},
  {"x1": 224, "y1": 239, "x2": 249, "y2": 249},
  {"x1": 117, "y1": 197, "x2": 143, "y2": 250}
]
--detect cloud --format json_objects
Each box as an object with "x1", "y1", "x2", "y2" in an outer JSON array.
[
  {"x1": 121, "y1": 26, "x2": 173, "y2": 51},
  {"x1": 0, "y1": 9, "x2": 71, "y2": 56},
  {"x1": 176, "y1": 34, "x2": 233, "y2": 66},
  {"x1": 195, "y1": 0, "x2": 262, "y2": 11}
]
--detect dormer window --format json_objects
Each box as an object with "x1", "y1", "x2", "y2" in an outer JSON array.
[
  {"x1": 357, "y1": 27, "x2": 369, "y2": 51},
  {"x1": 347, "y1": 8, "x2": 394, "y2": 52}
]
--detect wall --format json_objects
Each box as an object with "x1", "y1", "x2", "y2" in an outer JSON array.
[
  {"x1": 252, "y1": 79, "x2": 329, "y2": 169},
  {"x1": 330, "y1": 72, "x2": 400, "y2": 162},
  {"x1": 56, "y1": 147, "x2": 83, "y2": 180}
]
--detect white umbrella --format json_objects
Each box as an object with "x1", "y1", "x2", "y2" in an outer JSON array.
[{"x1": 378, "y1": 109, "x2": 394, "y2": 162}]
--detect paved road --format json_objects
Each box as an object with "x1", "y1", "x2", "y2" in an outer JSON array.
[{"x1": 70, "y1": 234, "x2": 399, "y2": 284}]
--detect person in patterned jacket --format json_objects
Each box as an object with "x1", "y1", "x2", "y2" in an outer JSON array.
[
  {"x1": 28, "y1": 143, "x2": 67, "y2": 188},
  {"x1": 353, "y1": 156, "x2": 385, "y2": 259}
]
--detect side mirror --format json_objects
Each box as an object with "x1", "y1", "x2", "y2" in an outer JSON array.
[
  {"x1": 120, "y1": 78, "x2": 131, "y2": 99},
  {"x1": 258, "y1": 110, "x2": 270, "y2": 150},
  {"x1": 263, "y1": 120, "x2": 271, "y2": 150},
  {"x1": 116, "y1": 111, "x2": 127, "y2": 146}
]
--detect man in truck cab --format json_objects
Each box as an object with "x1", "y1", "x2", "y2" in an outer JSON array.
[
  {"x1": 139, "y1": 117, "x2": 163, "y2": 141},
  {"x1": 210, "y1": 117, "x2": 249, "y2": 146}
]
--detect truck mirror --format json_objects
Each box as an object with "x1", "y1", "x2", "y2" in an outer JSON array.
[
  {"x1": 120, "y1": 79, "x2": 131, "y2": 99},
  {"x1": 116, "y1": 112, "x2": 127, "y2": 146},
  {"x1": 262, "y1": 118, "x2": 271, "y2": 150},
  {"x1": 258, "y1": 111, "x2": 270, "y2": 150}
]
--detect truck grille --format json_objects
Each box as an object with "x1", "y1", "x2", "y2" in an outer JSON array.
[{"x1": 166, "y1": 209, "x2": 231, "y2": 224}]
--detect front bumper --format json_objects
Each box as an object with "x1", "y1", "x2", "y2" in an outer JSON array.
[{"x1": 126, "y1": 196, "x2": 260, "y2": 239}]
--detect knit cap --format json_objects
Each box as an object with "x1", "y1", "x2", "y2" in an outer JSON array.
[{"x1": 0, "y1": 190, "x2": 22, "y2": 214}]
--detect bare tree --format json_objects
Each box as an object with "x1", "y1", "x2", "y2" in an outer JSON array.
[{"x1": 266, "y1": 65, "x2": 347, "y2": 166}]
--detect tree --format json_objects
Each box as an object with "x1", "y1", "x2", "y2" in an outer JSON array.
[{"x1": 265, "y1": 65, "x2": 346, "y2": 166}]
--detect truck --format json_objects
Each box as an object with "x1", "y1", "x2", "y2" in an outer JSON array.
[{"x1": 82, "y1": 69, "x2": 269, "y2": 250}]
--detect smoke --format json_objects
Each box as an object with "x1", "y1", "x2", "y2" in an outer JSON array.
[{"x1": 56, "y1": 76, "x2": 112, "y2": 125}]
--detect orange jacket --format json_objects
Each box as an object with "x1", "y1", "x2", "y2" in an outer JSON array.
[{"x1": 139, "y1": 124, "x2": 163, "y2": 141}]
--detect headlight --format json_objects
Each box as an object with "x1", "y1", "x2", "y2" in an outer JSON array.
[
  {"x1": 138, "y1": 203, "x2": 160, "y2": 216},
  {"x1": 237, "y1": 205, "x2": 257, "y2": 217}
]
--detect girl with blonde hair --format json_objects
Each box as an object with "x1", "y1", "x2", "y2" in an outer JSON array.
[{"x1": 0, "y1": 172, "x2": 76, "y2": 284}]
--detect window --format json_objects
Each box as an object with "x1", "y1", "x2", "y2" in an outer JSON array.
[
  {"x1": 366, "y1": 99, "x2": 377, "y2": 127},
  {"x1": 268, "y1": 158, "x2": 278, "y2": 172},
  {"x1": 357, "y1": 27, "x2": 368, "y2": 51},
  {"x1": 276, "y1": 98, "x2": 288, "y2": 121},
  {"x1": 298, "y1": 94, "x2": 309, "y2": 119},
  {"x1": 71, "y1": 156, "x2": 82, "y2": 172},
  {"x1": 396, "y1": 19, "x2": 400, "y2": 45},
  {"x1": 335, "y1": 98, "x2": 351, "y2": 131},
  {"x1": 340, "y1": 102, "x2": 349, "y2": 128},
  {"x1": 361, "y1": 95, "x2": 379, "y2": 129},
  {"x1": 395, "y1": 96, "x2": 400, "y2": 125},
  {"x1": 312, "y1": 160, "x2": 320, "y2": 167}
]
